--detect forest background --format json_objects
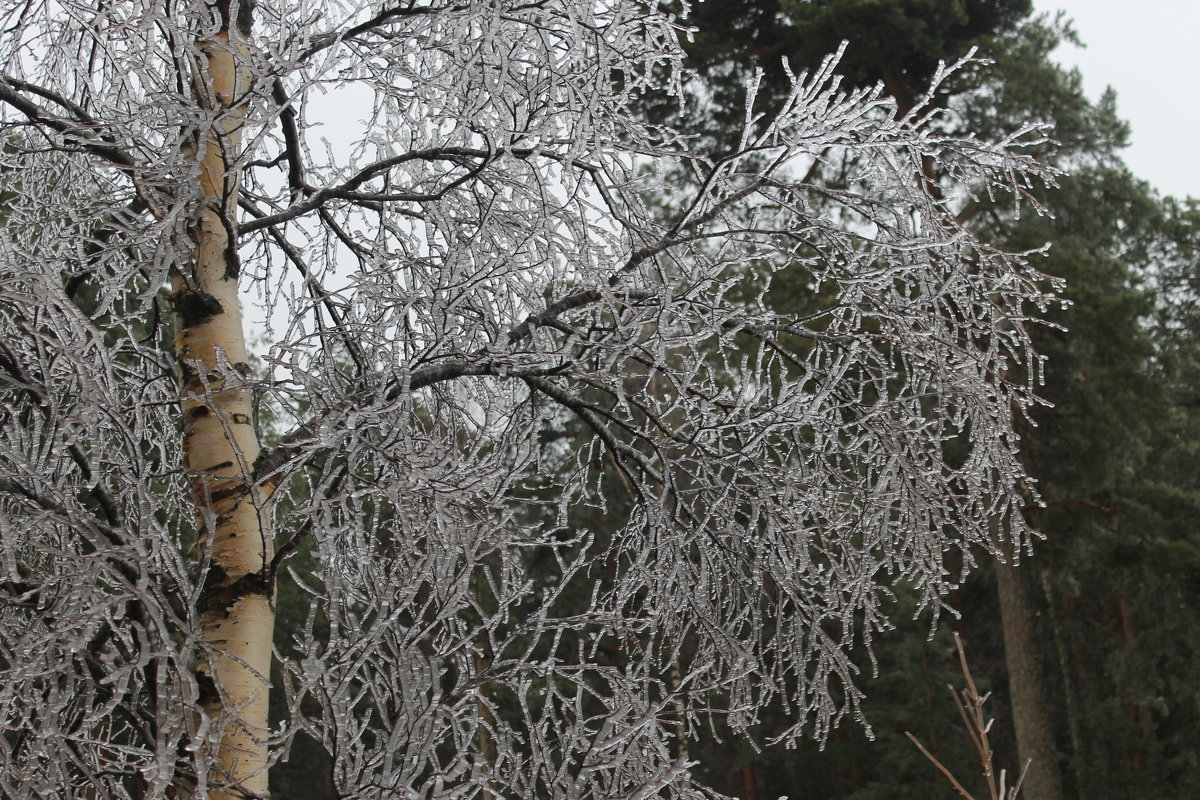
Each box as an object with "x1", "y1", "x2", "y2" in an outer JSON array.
[{"x1": 277, "y1": 2, "x2": 1200, "y2": 798}]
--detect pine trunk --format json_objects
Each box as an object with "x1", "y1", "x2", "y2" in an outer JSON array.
[
  {"x1": 995, "y1": 560, "x2": 1063, "y2": 800},
  {"x1": 1116, "y1": 593, "x2": 1151, "y2": 780},
  {"x1": 740, "y1": 763, "x2": 758, "y2": 800},
  {"x1": 1040, "y1": 569, "x2": 1084, "y2": 794},
  {"x1": 174, "y1": 13, "x2": 274, "y2": 799}
]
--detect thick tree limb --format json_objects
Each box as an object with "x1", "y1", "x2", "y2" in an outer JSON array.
[{"x1": 0, "y1": 75, "x2": 137, "y2": 169}]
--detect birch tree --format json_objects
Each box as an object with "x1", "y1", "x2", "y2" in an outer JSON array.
[{"x1": 0, "y1": 2, "x2": 1058, "y2": 798}]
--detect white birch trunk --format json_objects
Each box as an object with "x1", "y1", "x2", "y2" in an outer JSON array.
[{"x1": 174, "y1": 17, "x2": 274, "y2": 799}]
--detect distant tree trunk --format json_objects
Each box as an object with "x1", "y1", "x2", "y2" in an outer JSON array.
[
  {"x1": 1115, "y1": 592, "x2": 1151, "y2": 781},
  {"x1": 995, "y1": 560, "x2": 1063, "y2": 800},
  {"x1": 174, "y1": 9, "x2": 274, "y2": 798},
  {"x1": 740, "y1": 763, "x2": 758, "y2": 800},
  {"x1": 1040, "y1": 569, "x2": 1084, "y2": 797}
]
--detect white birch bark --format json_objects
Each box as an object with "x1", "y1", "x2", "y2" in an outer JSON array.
[{"x1": 174, "y1": 15, "x2": 274, "y2": 799}]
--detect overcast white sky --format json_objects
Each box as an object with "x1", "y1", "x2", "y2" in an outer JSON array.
[{"x1": 1036, "y1": 0, "x2": 1198, "y2": 199}]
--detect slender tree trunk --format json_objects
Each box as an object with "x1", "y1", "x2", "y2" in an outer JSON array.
[
  {"x1": 174, "y1": 9, "x2": 274, "y2": 798},
  {"x1": 1115, "y1": 592, "x2": 1151, "y2": 783},
  {"x1": 740, "y1": 763, "x2": 758, "y2": 800},
  {"x1": 1040, "y1": 569, "x2": 1083, "y2": 798},
  {"x1": 995, "y1": 560, "x2": 1063, "y2": 800}
]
